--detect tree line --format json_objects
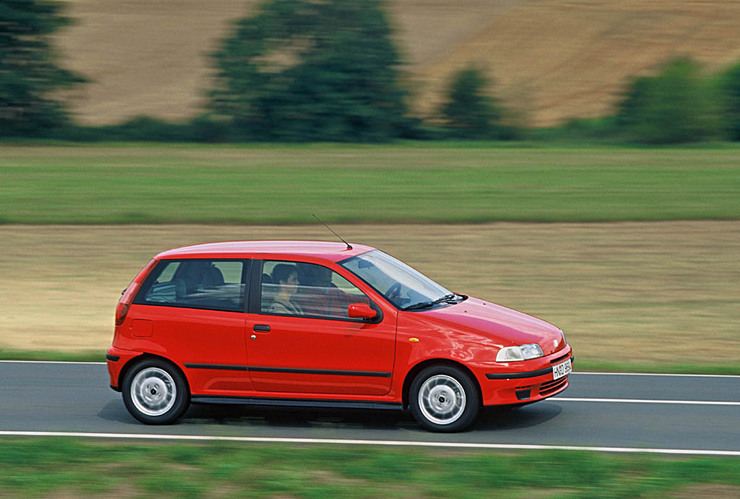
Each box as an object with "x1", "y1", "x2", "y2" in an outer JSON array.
[{"x1": 2, "y1": 0, "x2": 739, "y2": 143}]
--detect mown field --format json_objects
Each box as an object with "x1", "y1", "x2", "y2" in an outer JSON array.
[
  {"x1": 2, "y1": 438, "x2": 739, "y2": 497},
  {"x1": 1, "y1": 144, "x2": 739, "y2": 224},
  {"x1": 2, "y1": 222, "x2": 739, "y2": 371},
  {"x1": 1, "y1": 144, "x2": 739, "y2": 372}
]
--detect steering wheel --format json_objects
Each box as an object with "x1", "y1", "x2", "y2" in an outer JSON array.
[{"x1": 386, "y1": 282, "x2": 402, "y2": 302}]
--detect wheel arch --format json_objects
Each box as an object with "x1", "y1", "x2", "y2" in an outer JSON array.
[{"x1": 401, "y1": 359, "x2": 482, "y2": 410}]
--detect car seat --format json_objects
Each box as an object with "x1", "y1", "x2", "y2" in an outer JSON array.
[{"x1": 202, "y1": 265, "x2": 225, "y2": 288}]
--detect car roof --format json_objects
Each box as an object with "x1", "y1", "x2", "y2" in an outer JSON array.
[{"x1": 156, "y1": 240, "x2": 374, "y2": 263}]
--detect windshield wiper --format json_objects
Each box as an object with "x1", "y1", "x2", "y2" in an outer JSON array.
[{"x1": 402, "y1": 293, "x2": 460, "y2": 311}]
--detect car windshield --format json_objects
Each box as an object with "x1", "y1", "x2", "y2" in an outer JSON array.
[{"x1": 341, "y1": 250, "x2": 458, "y2": 310}]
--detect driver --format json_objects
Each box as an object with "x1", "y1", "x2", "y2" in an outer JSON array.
[
  {"x1": 270, "y1": 264, "x2": 304, "y2": 315},
  {"x1": 295, "y1": 263, "x2": 356, "y2": 318}
]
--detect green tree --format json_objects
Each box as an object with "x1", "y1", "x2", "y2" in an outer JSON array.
[
  {"x1": 718, "y1": 63, "x2": 740, "y2": 141},
  {"x1": 440, "y1": 65, "x2": 503, "y2": 139},
  {"x1": 0, "y1": 0, "x2": 84, "y2": 136},
  {"x1": 616, "y1": 58, "x2": 719, "y2": 144},
  {"x1": 209, "y1": 0, "x2": 408, "y2": 141}
]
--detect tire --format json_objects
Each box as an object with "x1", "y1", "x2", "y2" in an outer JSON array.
[
  {"x1": 409, "y1": 365, "x2": 480, "y2": 432},
  {"x1": 121, "y1": 358, "x2": 190, "y2": 425}
]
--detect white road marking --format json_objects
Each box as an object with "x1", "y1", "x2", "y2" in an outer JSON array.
[
  {"x1": 553, "y1": 397, "x2": 740, "y2": 406},
  {"x1": 0, "y1": 431, "x2": 738, "y2": 456}
]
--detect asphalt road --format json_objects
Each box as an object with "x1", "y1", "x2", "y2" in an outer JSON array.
[{"x1": 1, "y1": 361, "x2": 738, "y2": 454}]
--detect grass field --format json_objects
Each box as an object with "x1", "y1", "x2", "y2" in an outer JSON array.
[
  {"x1": 1, "y1": 438, "x2": 739, "y2": 497},
  {"x1": 1, "y1": 222, "x2": 739, "y2": 370},
  {"x1": 1, "y1": 144, "x2": 740, "y2": 224}
]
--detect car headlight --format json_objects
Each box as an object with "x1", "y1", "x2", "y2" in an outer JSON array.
[{"x1": 496, "y1": 343, "x2": 544, "y2": 362}]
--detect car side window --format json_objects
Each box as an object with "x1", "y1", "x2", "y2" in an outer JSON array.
[
  {"x1": 135, "y1": 259, "x2": 247, "y2": 312},
  {"x1": 261, "y1": 261, "x2": 370, "y2": 320}
]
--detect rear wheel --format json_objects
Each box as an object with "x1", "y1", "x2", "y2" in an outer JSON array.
[
  {"x1": 122, "y1": 358, "x2": 189, "y2": 425},
  {"x1": 409, "y1": 365, "x2": 479, "y2": 432}
]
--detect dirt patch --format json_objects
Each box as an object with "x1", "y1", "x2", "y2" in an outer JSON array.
[
  {"x1": 671, "y1": 483, "x2": 740, "y2": 499},
  {"x1": 1, "y1": 222, "x2": 739, "y2": 364}
]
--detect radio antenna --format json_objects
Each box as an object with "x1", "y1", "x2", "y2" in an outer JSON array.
[{"x1": 312, "y1": 214, "x2": 352, "y2": 250}]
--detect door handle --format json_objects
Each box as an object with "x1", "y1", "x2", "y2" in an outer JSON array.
[{"x1": 253, "y1": 324, "x2": 271, "y2": 332}]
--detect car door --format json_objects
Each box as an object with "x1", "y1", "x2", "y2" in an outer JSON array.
[
  {"x1": 246, "y1": 260, "x2": 396, "y2": 396},
  {"x1": 132, "y1": 258, "x2": 253, "y2": 395}
]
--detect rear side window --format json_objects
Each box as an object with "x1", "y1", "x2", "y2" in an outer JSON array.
[{"x1": 134, "y1": 259, "x2": 248, "y2": 312}]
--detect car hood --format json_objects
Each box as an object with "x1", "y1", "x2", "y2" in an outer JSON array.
[{"x1": 414, "y1": 296, "x2": 565, "y2": 355}]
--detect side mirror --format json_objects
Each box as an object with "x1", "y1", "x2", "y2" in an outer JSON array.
[{"x1": 348, "y1": 302, "x2": 378, "y2": 321}]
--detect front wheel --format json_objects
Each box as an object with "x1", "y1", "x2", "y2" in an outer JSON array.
[
  {"x1": 409, "y1": 365, "x2": 479, "y2": 432},
  {"x1": 122, "y1": 358, "x2": 190, "y2": 425}
]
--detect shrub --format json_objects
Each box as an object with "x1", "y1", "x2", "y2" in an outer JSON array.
[
  {"x1": 616, "y1": 58, "x2": 720, "y2": 144},
  {"x1": 439, "y1": 66, "x2": 505, "y2": 139},
  {"x1": 718, "y1": 63, "x2": 740, "y2": 141},
  {"x1": 50, "y1": 117, "x2": 193, "y2": 142}
]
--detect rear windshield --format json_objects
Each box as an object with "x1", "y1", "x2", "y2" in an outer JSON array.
[{"x1": 134, "y1": 259, "x2": 248, "y2": 312}]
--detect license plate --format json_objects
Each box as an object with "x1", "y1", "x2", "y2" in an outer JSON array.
[{"x1": 552, "y1": 359, "x2": 572, "y2": 380}]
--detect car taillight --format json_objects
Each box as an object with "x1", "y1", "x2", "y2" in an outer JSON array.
[
  {"x1": 115, "y1": 303, "x2": 129, "y2": 326},
  {"x1": 115, "y1": 282, "x2": 140, "y2": 326}
]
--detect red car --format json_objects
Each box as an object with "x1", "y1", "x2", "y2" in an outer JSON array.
[{"x1": 107, "y1": 241, "x2": 572, "y2": 432}]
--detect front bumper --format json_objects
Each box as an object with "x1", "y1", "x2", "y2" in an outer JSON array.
[{"x1": 480, "y1": 346, "x2": 573, "y2": 406}]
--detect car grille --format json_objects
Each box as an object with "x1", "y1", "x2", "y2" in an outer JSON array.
[
  {"x1": 539, "y1": 376, "x2": 568, "y2": 396},
  {"x1": 515, "y1": 375, "x2": 569, "y2": 400}
]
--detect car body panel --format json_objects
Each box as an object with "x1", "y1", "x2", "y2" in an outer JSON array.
[{"x1": 245, "y1": 312, "x2": 397, "y2": 395}]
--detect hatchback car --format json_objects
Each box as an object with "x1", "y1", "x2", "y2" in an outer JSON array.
[{"x1": 107, "y1": 241, "x2": 572, "y2": 432}]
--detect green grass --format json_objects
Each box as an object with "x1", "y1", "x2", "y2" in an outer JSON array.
[
  {"x1": 1, "y1": 143, "x2": 739, "y2": 224},
  {"x1": 0, "y1": 438, "x2": 738, "y2": 497},
  {"x1": 0, "y1": 349, "x2": 104, "y2": 363}
]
